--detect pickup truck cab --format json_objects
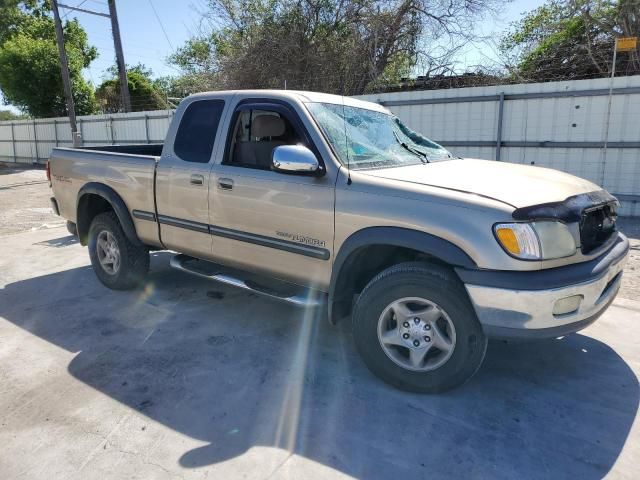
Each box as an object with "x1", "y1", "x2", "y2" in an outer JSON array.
[{"x1": 49, "y1": 90, "x2": 629, "y2": 392}]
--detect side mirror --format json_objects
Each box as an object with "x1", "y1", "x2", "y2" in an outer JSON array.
[{"x1": 272, "y1": 145, "x2": 321, "y2": 175}]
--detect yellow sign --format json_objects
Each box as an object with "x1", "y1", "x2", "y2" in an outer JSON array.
[{"x1": 616, "y1": 37, "x2": 638, "y2": 52}]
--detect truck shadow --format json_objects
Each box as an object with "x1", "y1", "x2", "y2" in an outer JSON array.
[
  {"x1": 34, "y1": 234, "x2": 79, "y2": 248},
  {"x1": 0, "y1": 253, "x2": 638, "y2": 479}
]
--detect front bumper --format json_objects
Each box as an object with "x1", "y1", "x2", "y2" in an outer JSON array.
[{"x1": 458, "y1": 233, "x2": 629, "y2": 339}]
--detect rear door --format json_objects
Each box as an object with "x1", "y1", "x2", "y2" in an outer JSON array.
[{"x1": 155, "y1": 98, "x2": 226, "y2": 257}]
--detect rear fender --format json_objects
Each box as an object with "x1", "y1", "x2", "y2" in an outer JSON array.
[{"x1": 76, "y1": 183, "x2": 143, "y2": 247}]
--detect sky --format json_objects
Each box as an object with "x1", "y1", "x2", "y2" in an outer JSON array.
[
  {"x1": 453, "y1": 0, "x2": 547, "y2": 70},
  {"x1": 69, "y1": 0, "x2": 204, "y2": 83},
  {"x1": 2, "y1": 0, "x2": 547, "y2": 112}
]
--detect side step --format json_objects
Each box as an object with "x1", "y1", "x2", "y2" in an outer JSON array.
[{"x1": 169, "y1": 254, "x2": 326, "y2": 308}]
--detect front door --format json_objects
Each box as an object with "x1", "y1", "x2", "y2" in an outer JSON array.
[
  {"x1": 208, "y1": 101, "x2": 335, "y2": 289},
  {"x1": 155, "y1": 98, "x2": 226, "y2": 258}
]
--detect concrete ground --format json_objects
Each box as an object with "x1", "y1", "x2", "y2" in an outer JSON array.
[
  {"x1": 0, "y1": 166, "x2": 65, "y2": 236},
  {"x1": 0, "y1": 166, "x2": 639, "y2": 479}
]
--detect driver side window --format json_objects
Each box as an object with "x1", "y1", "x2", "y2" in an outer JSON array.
[{"x1": 226, "y1": 109, "x2": 301, "y2": 170}]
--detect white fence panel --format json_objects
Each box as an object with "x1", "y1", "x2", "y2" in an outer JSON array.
[
  {"x1": 358, "y1": 75, "x2": 640, "y2": 216},
  {"x1": 0, "y1": 109, "x2": 175, "y2": 164},
  {"x1": 148, "y1": 114, "x2": 172, "y2": 141},
  {"x1": 1, "y1": 77, "x2": 639, "y2": 215},
  {"x1": 80, "y1": 118, "x2": 112, "y2": 144}
]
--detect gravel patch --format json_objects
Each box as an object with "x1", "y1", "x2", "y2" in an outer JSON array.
[{"x1": 0, "y1": 166, "x2": 64, "y2": 236}]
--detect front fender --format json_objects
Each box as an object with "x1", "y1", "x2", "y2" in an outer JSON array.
[{"x1": 328, "y1": 226, "x2": 476, "y2": 323}]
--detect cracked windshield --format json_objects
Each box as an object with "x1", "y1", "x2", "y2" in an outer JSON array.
[{"x1": 307, "y1": 103, "x2": 453, "y2": 170}]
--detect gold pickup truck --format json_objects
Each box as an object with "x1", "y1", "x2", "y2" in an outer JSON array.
[{"x1": 48, "y1": 90, "x2": 629, "y2": 392}]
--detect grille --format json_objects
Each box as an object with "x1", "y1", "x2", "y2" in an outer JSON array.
[{"x1": 580, "y1": 203, "x2": 617, "y2": 254}]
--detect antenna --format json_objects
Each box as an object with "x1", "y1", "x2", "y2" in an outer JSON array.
[{"x1": 340, "y1": 89, "x2": 352, "y2": 185}]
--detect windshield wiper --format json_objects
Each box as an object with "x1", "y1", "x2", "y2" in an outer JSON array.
[{"x1": 393, "y1": 130, "x2": 429, "y2": 163}]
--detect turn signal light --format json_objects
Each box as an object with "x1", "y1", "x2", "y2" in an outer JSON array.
[
  {"x1": 495, "y1": 228, "x2": 520, "y2": 254},
  {"x1": 494, "y1": 223, "x2": 541, "y2": 259}
]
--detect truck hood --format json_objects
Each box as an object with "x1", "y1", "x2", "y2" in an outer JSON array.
[{"x1": 360, "y1": 158, "x2": 602, "y2": 208}]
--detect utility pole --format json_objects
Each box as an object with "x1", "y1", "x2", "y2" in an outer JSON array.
[
  {"x1": 57, "y1": 1, "x2": 132, "y2": 113},
  {"x1": 107, "y1": 0, "x2": 131, "y2": 113},
  {"x1": 51, "y1": 0, "x2": 80, "y2": 147}
]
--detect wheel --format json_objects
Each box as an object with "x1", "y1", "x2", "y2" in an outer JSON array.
[
  {"x1": 352, "y1": 262, "x2": 487, "y2": 393},
  {"x1": 88, "y1": 212, "x2": 149, "y2": 290}
]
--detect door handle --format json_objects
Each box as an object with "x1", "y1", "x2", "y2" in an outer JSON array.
[
  {"x1": 218, "y1": 178, "x2": 234, "y2": 190},
  {"x1": 190, "y1": 174, "x2": 204, "y2": 186}
]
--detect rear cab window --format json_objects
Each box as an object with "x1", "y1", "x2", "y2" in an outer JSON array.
[{"x1": 174, "y1": 100, "x2": 225, "y2": 163}]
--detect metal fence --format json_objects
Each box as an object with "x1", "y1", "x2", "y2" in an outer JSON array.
[
  {"x1": 1, "y1": 75, "x2": 639, "y2": 216},
  {"x1": 0, "y1": 109, "x2": 174, "y2": 164},
  {"x1": 358, "y1": 75, "x2": 640, "y2": 217}
]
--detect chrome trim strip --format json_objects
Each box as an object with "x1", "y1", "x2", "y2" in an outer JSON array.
[
  {"x1": 132, "y1": 209, "x2": 156, "y2": 221},
  {"x1": 155, "y1": 213, "x2": 330, "y2": 260},
  {"x1": 157, "y1": 214, "x2": 209, "y2": 233},
  {"x1": 208, "y1": 225, "x2": 330, "y2": 260}
]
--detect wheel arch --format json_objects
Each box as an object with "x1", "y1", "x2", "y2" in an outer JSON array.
[
  {"x1": 76, "y1": 183, "x2": 143, "y2": 247},
  {"x1": 328, "y1": 227, "x2": 477, "y2": 324}
]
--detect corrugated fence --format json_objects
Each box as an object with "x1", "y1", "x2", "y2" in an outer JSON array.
[
  {"x1": 358, "y1": 76, "x2": 640, "y2": 216},
  {"x1": 0, "y1": 109, "x2": 174, "y2": 164},
  {"x1": 1, "y1": 76, "x2": 639, "y2": 215}
]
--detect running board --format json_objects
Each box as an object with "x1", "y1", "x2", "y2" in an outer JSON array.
[{"x1": 169, "y1": 254, "x2": 326, "y2": 307}]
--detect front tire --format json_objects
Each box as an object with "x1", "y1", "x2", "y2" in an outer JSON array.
[
  {"x1": 88, "y1": 212, "x2": 149, "y2": 290},
  {"x1": 352, "y1": 262, "x2": 487, "y2": 393}
]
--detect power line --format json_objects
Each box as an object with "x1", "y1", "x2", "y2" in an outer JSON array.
[
  {"x1": 88, "y1": 33, "x2": 169, "y2": 53},
  {"x1": 58, "y1": 2, "x2": 109, "y2": 18},
  {"x1": 147, "y1": 0, "x2": 174, "y2": 52},
  {"x1": 61, "y1": 0, "x2": 88, "y2": 19}
]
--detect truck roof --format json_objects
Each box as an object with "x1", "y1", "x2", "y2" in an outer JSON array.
[{"x1": 186, "y1": 89, "x2": 389, "y2": 114}]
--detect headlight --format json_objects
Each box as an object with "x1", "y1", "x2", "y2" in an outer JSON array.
[
  {"x1": 533, "y1": 221, "x2": 578, "y2": 259},
  {"x1": 494, "y1": 221, "x2": 576, "y2": 260}
]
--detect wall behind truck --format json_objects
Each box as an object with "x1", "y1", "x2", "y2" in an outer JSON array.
[
  {"x1": 0, "y1": 109, "x2": 174, "y2": 164},
  {"x1": 357, "y1": 75, "x2": 640, "y2": 217},
  {"x1": 1, "y1": 76, "x2": 639, "y2": 216}
]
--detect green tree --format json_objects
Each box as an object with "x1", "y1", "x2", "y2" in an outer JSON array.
[
  {"x1": 96, "y1": 64, "x2": 169, "y2": 113},
  {"x1": 0, "y1": 1, "x2": 98, "y2": 117},
  {"x1": 0, "y1": 108, "x2": 26, "y2": 120},
  {"x1": 500, "y1": 0, "x2": 640, "y2": 82},
  {"x1": 0, "y1": 0, "x2": 42, "y2": 42},
  {"x1": 169, "y1": 0, "x2": 501, "y2": 95},
  {"x1": 153, "y1": 75, "x2": 207, "y2": 108}
]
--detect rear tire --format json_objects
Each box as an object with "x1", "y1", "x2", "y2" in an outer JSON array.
[
  {"x1": 88, "y1": 212, "x2": 149, "y2": 290},
  {"x1": 352, "y1": 262, "x2": 487, "y2": 393}
]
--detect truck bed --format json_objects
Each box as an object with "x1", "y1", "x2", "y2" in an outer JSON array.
[{"x1": 49, "y1": 145, "x2": 160, "y2": 246}]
